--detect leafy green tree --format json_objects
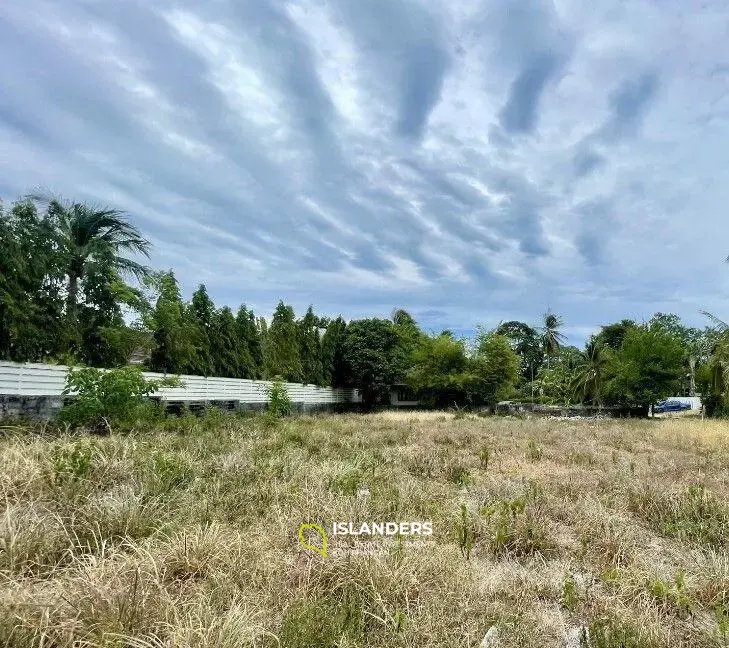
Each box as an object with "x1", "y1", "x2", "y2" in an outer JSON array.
[
  {"x1": 391, "y1": 308, "x2": 424, "y2": 378},
  {"x1": 234, "y1": 306, "x2": 259, "y2": 379},
  {"x1": 0, "y1": 199, "x2": 65, "y2": 360},
  {"x1": 188, "y1": 284, "x2": 215, "y2": 376},
  {"x1": 35, "y1": 196, "x2": 151, "y2": 353},
  {"x1": 211, "y1": 306, "x2": 243, "y2": 377},
  {"x1": 407, "y1": 333, "x2": 469, "y2": 407},
  {"x1": 496, "y1": 320, "x2": 543, "y2": 382},
  {"x1": 604, "y1": 326, "x2": 685, "y2": 415},
  {"x1": 469, "y1": 331, "x2": 520, "y2": 408},
  {"x1": 148, "y1": 272, "x2": 197, "y2": 374},
  {"x1": 298, "y1": 306, "x2": 324, "y2": 385},
  {"x1": 77, "y1": 255, "x2": 146, "y2": 367},
  {"x1": 530, "y1": 346, "x2": 583, "y2": 405},
  {"x1": 264, "y1": 302, "x2": 302, "y2": 381},
  {"x1": 321, "y1": 316, "x2": 347, "y2": 387},
  {"x1": 341, "y1": 318, "x2": 401, "y2": 408},
  {"x1": 595, "y1": 319, "x2": 637, "y2": 351}
]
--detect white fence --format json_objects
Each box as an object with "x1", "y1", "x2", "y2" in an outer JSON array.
[{"x1": 0, "y1": 362, "x2": 360, "y2": 405}]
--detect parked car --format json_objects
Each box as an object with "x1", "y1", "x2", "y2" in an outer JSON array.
[{"x1": 653, "y1": 399, "x2": 692, "y2": 413}]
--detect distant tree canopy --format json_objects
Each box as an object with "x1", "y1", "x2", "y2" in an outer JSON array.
[{"x1": 2, "y1": 193, "x2": 728, "y2": 416}]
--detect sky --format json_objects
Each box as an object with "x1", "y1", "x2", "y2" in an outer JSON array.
[{"x1": 1, "y1": 0, "x2": 728, "y2": 346}]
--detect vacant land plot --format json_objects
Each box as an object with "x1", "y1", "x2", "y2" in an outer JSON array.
[{"x1": 2, "y1": 412, "x2": 729, "y2": 647}]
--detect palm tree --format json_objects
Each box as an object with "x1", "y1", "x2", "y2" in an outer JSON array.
[
  {"x1": 33, "y1": 195, "x2": 151, "y2": 346},
  {"x1": 572, "y1": 339, "x2": 609, "y2": 406},
  {"x1": 541, "y1": 310, "x2": 566, "y2": 369}
]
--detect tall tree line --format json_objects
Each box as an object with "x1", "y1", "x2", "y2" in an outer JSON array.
[{"x1": 2, "y1": 195, "x2": 729, "y2": 415}]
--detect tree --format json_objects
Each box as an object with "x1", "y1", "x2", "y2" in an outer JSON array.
[
  {"x1": 298, "y1": 306, "x2": 324, "y2": 385},
  {"x1": 321, "y1": 316, "x2": 347, "y2": 387},
  {"x1": 77, "y1": 252, "x2": 147, "y2": 367},
  {"x1": 211, "y1": 307, "x2": 243, "y2": 377},
  {"x1": 264, "y1": 302, "x2": 302, "y2": 382},
  {"x1": 595, "y1": 319, "x2": 637, "y2": 351},
  {"x1": 341, "y1": 318, "x2": 401, "y2": 408},
  {"x1": 235, "y1": 306, "x2": 260, "y2": 379},
  {"x1": 0, "y1": 199, "x2": 65, "y2": 361},
  {"x1": 469, "y1": 332, "x2": 520, "y2": 408},
  {"x1": 541, "y1": 310, "x2": 566, "y2": 369},
  {"x1": 572, "y1": 339, "x2": 610, "y2": 406},
  {"x1": 407, "y1": 333, "x2": 469, "y2": 407},
  {"x1": 187, "y1": 284, "x2": 215, "y2": 376},
  {"x1": 604, "y1": 326, "x2": 685, "y2": 415},
  {"x1": 495, "y1": 320, "x2": 543, "y2": 382},
  {"x1": 148, "y1": 272, "x2": 197, "y2": 374},
  {"x1": 35, "y1": 196, "x2": 151, "y2": 353},
  {"x1": 392, "y1": 308, "x2": 424, "y2": 381}
]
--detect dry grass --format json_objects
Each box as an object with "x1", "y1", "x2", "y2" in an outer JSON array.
[{"x1": 1, "y1": 412, "x2": 729, "y2": 647}]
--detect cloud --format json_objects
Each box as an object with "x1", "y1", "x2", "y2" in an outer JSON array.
[
  {"x1": 1, "y1": 0, "x2": 728, "y2": 346},
  {"x1": 598, "y1": 71, "x2": 660, "y2": 142},
  {"x1": 500, "y1": 53, "x2": 565, "y2": 135}
]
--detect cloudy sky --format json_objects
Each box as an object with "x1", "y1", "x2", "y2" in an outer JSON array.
[{"x1": 1, "y1": 0, "x2": 728, "y2": 344}]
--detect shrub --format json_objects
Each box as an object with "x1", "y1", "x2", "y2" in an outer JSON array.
[
  {"x1": 266, "y1": 377, "x2": 292, "y2": 420},
  {"x1": 59, "y1": 366, "x2": 180, "y2": 430}
]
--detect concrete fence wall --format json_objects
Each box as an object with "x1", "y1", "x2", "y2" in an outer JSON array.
[{"x1": 0, "y1": 361, "x2": 361, "y2": 420}]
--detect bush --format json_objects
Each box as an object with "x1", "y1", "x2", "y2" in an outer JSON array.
[
  {"x1": 60, "y1": 366, "x2": 180, "y2": 430},
  {"x1": 266, "y1": 377, "x2": 292, "y2": 420}
]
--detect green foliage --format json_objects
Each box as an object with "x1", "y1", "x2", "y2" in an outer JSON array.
[
  {"x1": 341, "y1": 318, "x2": 402, "y2": 407},
  {"x1": 479, "y1": 483, "x2": 552, "y2": 557},
  {"x1": 148, "y1": 272, "x2": 198, "y2": 374},
  {"x1": 561, "y1": 572, "x2": 578, "y2": 612},
  {"x1": 587, "y1": 617, "x2": 657, "y2": 648},
  {"x1": 0, "y1": 200, "x2": 66, "y2": 361},
  {"x1": 59, "y1": 365, "x2": 179, "y2": 429},
  {"x1": 298, "y1": 306, "x2": 324, "y2": 385},
  {"x1": 51, "y1": 441, "x2": 95, "y2": 484},
  {"x1": 211, "y1": 306, "x2": 245, "y2": 378},
  {"x1": 266, "y1": 377, "x2": 292, "y2": 419},
  {"x1": 646, "y1": 569, "x2": 692, "y2": 618},
  {"x1": 321, "y1": 316, "x2": 347, "y2": 387},
  {"x1": 407, "y1": 333, "x2": 469, "y2": 407},
  {"x1": 235, "y1": 306, "x2": 262, "y2": 379},
  {"x1": 495, "y1": 320, "x2": 543, "y2": 382},
  {"x1": 454, "y1": 503, "x2": 475, "y2": 560},
  {"x1": 604, "y1": 325, "x2": 685, "y2": 411},
  {"x1": 149, "y1": 451, "x2": 194, "y2": 494},
  {"x1": 595, "y1": 319, "x2": 638, "y2": 351},
  {"x1": 526, "y1": 438, "x2": 542, "y2": 461},
  {"x1": 469, "y1": 332, "x2": 520, "y2": 408},
  {"x1": 572, "y1": 339, "x2": 610, "y2": 405},
  {"x1": 477, "y1": 444, "x2": 491, "y2": 470},
  {"x1": 188, "y1": 284, "x2": 215, "y2": 376},
  {"x1": 264, "y1": 302, "x2": 302, "y2": 382},
  {"x1": 280, "y1": 593, "x2": 364, "y2": 646},
  {"x1": 327, "y1": 466, "x2": 363, "y2": 496},
  {"x1": 541, "y1": 310, "x2": 567, "y2": 366}
]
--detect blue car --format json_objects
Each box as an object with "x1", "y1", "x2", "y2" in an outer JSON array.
[{"x1": 654, "y1": 399, "x2": 692, "y2": 413}]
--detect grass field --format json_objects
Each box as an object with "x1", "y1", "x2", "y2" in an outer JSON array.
[{"x1": 2, "y1": 411, "x2": 729, "y2": 647}]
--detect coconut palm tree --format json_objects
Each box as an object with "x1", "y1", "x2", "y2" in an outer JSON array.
[
  {"x1": 541, "y1": 310, "x2": 566, "y2": 370},
  {"x1": 33, "y1": 195, "x2": 151, "y2": 348},
  {"x1": 572, "y1": 339, "x2": 609, "y2": 406}
]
